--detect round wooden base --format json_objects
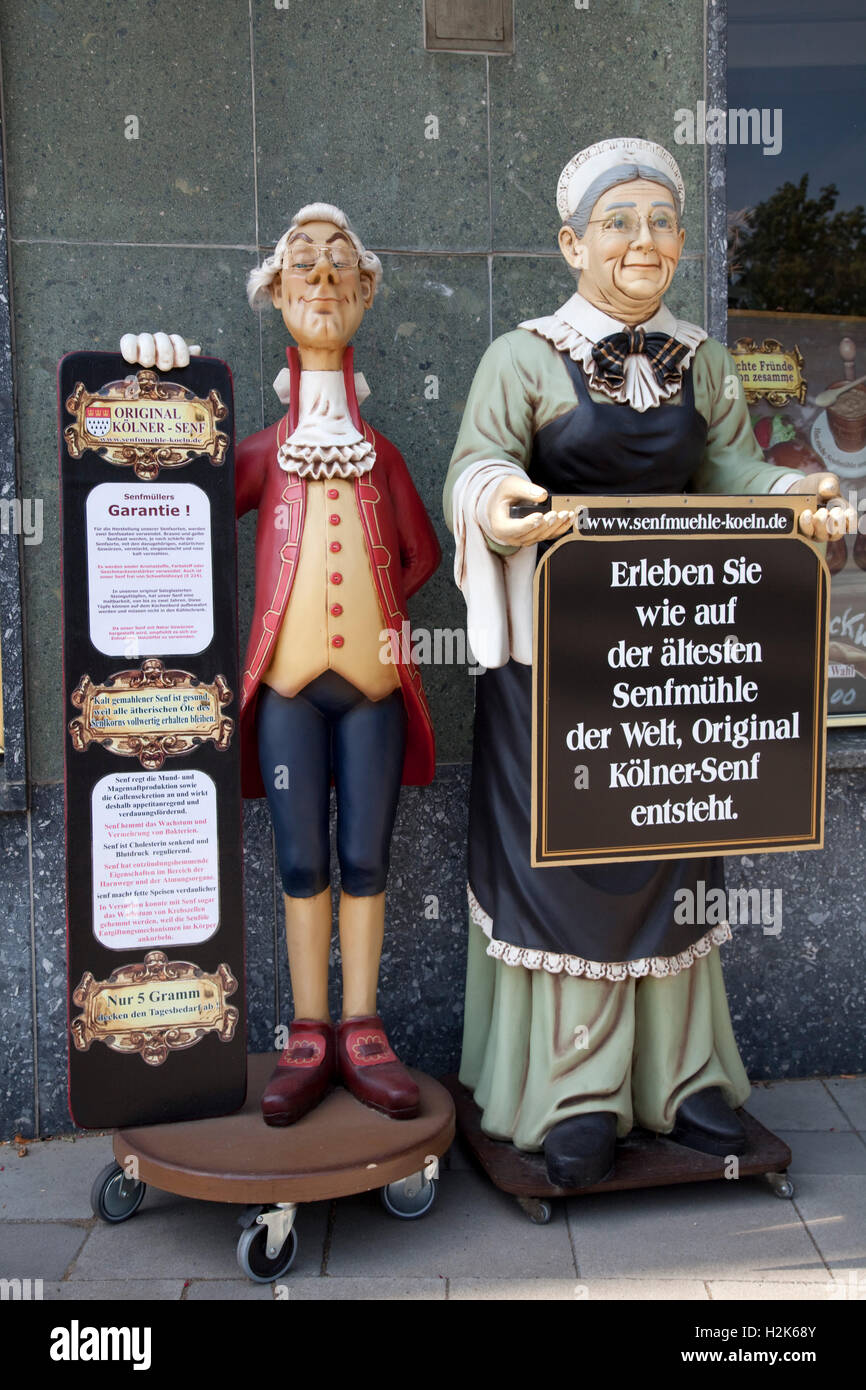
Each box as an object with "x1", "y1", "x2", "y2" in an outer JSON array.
[{"x1": 113, "y1": 1053, "x2": 455, "y2": 1205}]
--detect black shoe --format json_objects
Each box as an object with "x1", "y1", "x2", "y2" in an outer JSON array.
[
  {"x1": 543, "y1": 1112, "x2": 617, "y2": 1188},
  {"x1": 668, "y1": 1086, "x2": 747, "y2": 1157}
]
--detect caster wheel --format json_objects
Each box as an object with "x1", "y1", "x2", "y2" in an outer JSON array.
[
  {"x1": 90, "y1": 1162, "x2": 146, "y2": 1223},
  {"x1": 767, "y1": 1172, "x2": 795, "y2": 1200},
  {"x1": 237, "y1": 1224, "x2": 298, "y2": 1283},
  {"x1": 518, "y1": 1196, "x2": 552, "y2": 1225},
  {"x1": 380, "y1": 1173, "x2": 437, "y2": 1219}
]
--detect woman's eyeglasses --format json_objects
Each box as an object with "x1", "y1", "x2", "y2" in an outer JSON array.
[{"x1": 586, "y1": 211, "x2": 680, "y2": 241}]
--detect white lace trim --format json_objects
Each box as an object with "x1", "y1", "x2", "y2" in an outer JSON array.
[
  {"x1": 518, "y1": 313, "x2": 706, "y2": 413},
  {"x1": 276, "y1": 438, "x2": 376, "y2": 478},
  {"x1": 467, "y1": 883, "x2": 731, "y2": 981}
]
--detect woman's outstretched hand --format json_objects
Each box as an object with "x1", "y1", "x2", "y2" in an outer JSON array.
[
  {"x1": 119, "y1": 333, "x2": 201, "y2": 371},
  {"x1": 484, "y1": 475, "x2": 575, "y2": 547}
]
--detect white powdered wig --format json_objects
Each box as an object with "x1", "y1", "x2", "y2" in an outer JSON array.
[{"x1": 246, "y1": 202, "x2": 383, "y2": 310}]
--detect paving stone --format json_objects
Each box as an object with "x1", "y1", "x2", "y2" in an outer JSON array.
[
  {"x1": 792, "y1": 1174, "x2": 866, "y2": 1280},
  {"x1": 0, "y1": 1134, "x2": 114, "y2": 1219},
  {"x1": 566, "y1": 1180, "x2": 822, "y2": 1283},
  {"x1": 275, "y1": 1277, "x2": 447, "y2": 1301},
  {"x1": 185, "y1": 1279, "x2": 274, "y2": 1301},
  {"x1": 816, "y1": 1270, "x2": 866, "y2": 1303},
  {"x1": 4, "y1": 1090, "x2": 866, "y2": 1301},
  {"x1": 450, "y1": 1278, "x2": 708, "y2": 1300},
  {"x1": 43, "y1": 1279, "x2": 185, "y2": 1301},
  {"x1": 746, "y1": 1081, "x2": 851, "y2": 1132},
  {"x1": 583, "y1": 1278, "x2": 709, "y2": 1301},
  {"x1": 708, "y1": 1280, "x2": 841, "y2": 1301},
  {"x1": 69, "y1": 1194, "x2": 329, "y2": 1281},
  {"x1": 0, "y1": 1222, "x2": 89, "y2": 1280},
  {"x1": 780, "y1": 1131, "x2": 866, "y2": 1176},
  {"x1": 825, "y1": 1079, "x2": 866, "y2": 1132},
  {"x1": 326, "y1": 1170, "x2": 575, "y2": 1279}
]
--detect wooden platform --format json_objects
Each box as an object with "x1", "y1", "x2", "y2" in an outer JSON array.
[
  {"x1": 114, "y1": 1054, "x2": 455, "y2": 1205},
  {"x1": 442, "y1": 1075, "x2": 791, "y2": 1199}
]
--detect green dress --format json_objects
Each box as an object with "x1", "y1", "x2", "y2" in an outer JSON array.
[{"x1": 444, "y1": 310, "x2": 791, "y2": 1150}]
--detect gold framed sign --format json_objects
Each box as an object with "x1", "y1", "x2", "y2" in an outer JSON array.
[
  {"x1": 64, "y1": 368, "x2": 229, "y2": 479},
  {"x1": 730, "y1": 337, "x2": 807, "y2": 407},
  {"x1": 70, "y1": 951, "x2": 239, "y2": 1066},
  {"x1": 69, "y1": 658, "x2": 234, "y2": 769},
  {"x1": 532, "y1": 495, "x2": 828, "y2": 868}
]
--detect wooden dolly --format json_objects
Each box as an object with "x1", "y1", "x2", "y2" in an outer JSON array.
[
  {"x1": 90, "y1": 1053, "x2": 455, "y2": 1282},
  {"x1": 442, "y1": 1075, "x2": 794, "y2": 1225}
]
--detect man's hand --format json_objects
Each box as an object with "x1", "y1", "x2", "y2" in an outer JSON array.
[
  {"x1": 787, "y1": 471, "x2": 857, "y2": 540},
  {"x1": 119, "y1": 333, "x2": 201, "y2": 371},
  {"x1": 484, "y1": 475, "x2": 575, "y2": 547}
]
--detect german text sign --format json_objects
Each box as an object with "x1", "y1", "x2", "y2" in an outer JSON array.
[
  {"x1": 59, "y1": 352, "x2": 246, "y2": 1127},
  {"x1": 532, "y1": 496, "x2": 828, "y2": 866}
]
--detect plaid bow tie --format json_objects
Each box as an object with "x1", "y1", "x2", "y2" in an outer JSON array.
[{"x1": 590, "y1": 328, "x2": 691, "y2": 390}]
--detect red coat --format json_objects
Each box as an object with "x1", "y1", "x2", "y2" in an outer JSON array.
[{"x1": 235, "y1": 346, "x2": 441, "y2": 799}]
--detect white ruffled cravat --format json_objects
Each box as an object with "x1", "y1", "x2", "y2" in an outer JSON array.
[{"x1": 275, "y1": 370, "x2": 376, "y2": 479}]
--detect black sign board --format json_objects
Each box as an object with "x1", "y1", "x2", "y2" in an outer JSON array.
[
  {"x1": 59, "y1": 351, "x2": 246, "y2": 1128},
  {"x1": 533, "y1": 496, "x2": 828, "y2": 867}
]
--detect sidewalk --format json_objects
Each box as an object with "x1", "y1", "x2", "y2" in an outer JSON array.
[{"x1": 1, "y1": 1077, "x2": 864, "y2": 1301}]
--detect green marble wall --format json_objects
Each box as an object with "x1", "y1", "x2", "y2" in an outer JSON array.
[{"x1": 0, "y1": 0, "x2": 710, "y2": 782}]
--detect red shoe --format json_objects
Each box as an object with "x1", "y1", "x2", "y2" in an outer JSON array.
[
  {"x1": 336, "y1": 1015, "x2": 420, "y2": 1120},
  {"x1": 260, "y1": 1019, "x2": 336, "y2": 1127}
]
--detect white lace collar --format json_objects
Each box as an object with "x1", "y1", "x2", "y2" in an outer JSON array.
[{"x1": 520, "y1": 292, "x2": 707, "y2": 412}]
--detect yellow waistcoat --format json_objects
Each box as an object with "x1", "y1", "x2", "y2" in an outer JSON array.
[{"x1": 261, "y1": 477, "x2": 400, "y2": 700}]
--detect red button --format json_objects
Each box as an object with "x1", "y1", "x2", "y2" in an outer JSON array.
[
  {"x1": 327, "y1": 488, "x2": 339, "y2": 499},
  {"x1": 329, "y1": 514, "x2": 340, "y2": 526},
  {"x1": 330, "y1": 572, "x2": 343, "y2": 585},
  {"x1": 330, "y1": 603, "x2": 343, "y2": 616},
  {"x1": 331, "y1": 635, "x2": 344, "y2": 648},
  {"x1": 329, "y1": 541, "x2": 342, "y2": 553}
]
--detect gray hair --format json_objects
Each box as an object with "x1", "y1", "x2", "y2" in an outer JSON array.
[
  {"x1": 246, "y1": 202, "x2": 383, "y2": 311},
  {"x1": 563, "y1": 163, "x2": 682, "y2": 281}
]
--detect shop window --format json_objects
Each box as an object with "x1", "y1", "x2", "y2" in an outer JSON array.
[{"x1": 727, "y1": 0, "x2": 866, "y2": 723}]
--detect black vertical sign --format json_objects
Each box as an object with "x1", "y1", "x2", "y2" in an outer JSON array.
[{"x1": 59, "y1": 352, "x2": 246, "y2": 1127}]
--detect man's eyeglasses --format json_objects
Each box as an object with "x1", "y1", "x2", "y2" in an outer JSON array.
[
  {"x1": 285, "y1": 242, "x2": 361, "y2": 273},
  {"x1": 586, "y1": 211, "x2": 680, "y2": 241}
]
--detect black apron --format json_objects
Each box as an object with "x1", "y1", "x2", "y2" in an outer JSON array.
[{"x1": 468, "y1": 351, "x2": 726, "y2": 966}]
